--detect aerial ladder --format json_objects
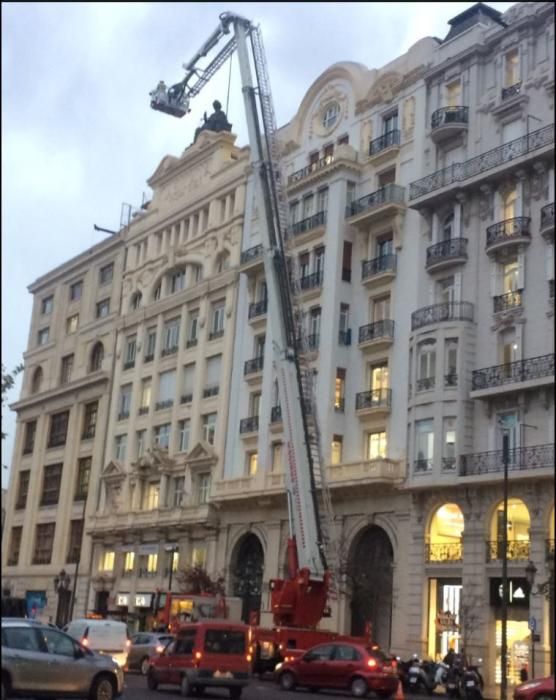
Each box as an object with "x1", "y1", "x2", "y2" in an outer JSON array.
[{"x1": 150, "y1": 12, "x2": 338, "y2": 628}]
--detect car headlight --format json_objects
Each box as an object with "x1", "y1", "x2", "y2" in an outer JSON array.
[{"x1": 275, "y1": 662, "x2": 283, "y2": 672}]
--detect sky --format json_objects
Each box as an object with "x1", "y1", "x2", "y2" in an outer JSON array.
[{"x1": 1, "y1": 1, "x2": 515, "y2": 488}]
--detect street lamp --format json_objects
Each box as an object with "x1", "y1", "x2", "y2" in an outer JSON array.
[
  {"x1": 525, "y1": 554, "x2": 555, "y2": 676},
  {"x1": 54, "y1": 569, "x2": 71, "y2": 627}
]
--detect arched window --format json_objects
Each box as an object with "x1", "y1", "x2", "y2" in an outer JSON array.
[
  {"x1": 90, "y1": 342, "x2": 104, "y2": 372},
  {"x1": 427, "y1": 503, "x2": 464, "y2": 562},
  {"x1": 130, "y1": 291, "x2": 142, "y2": 310},
  {"x1": 31, "y1": 366, "x2": 43, "y2": 394},
  {"x1": 489, "y1": 498, "x2": 530, "y2": 561}
]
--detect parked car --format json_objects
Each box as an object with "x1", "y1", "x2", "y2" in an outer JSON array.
[
  {"x1": 1, "y1": 617, "x2": 124, "y2": 700},
  {"x1": 276, "y1": 641, "x2": 399, "y2": 698},
  {"x1": 64, "y1": 618, "x2": 130, "y2": 668},
  {"x1": 128, "y1": 631, "x2": 174, "y2": 675},
  {"x1": 514, "y1": 676, "x2": 554, "y2": 700},
  {"x1": 147, "y1": 621, "x2": 252, "y2": 698}
]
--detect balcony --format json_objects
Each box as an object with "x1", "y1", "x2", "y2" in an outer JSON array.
[
  {"x1": 338, "y1": 329, "x2": 352, "y2": 346},
  {"x1": 270, "y1": 405, "x2": 282, "y2": 423},
  {"x1": 442, "y1": 457, "x2": 457, "y2": 472},
  {"x1": 239, "y1": 416, "x2": 259, "y2": 435},
  {"x1": 460, "y1": 443, "x2": 554, "y2": 478},
  {"x1": 123, "y1": 360, "x2": 135, "y2": 371},
  {"x1": 411, "y1": 301, "x2": 474, "y2": 331},
  {"x1": 355, "y1": 388, "x2": 392, "y2": 417},
  {"x1": 180, "y1": 393, "x2": 193, "y2": 404},
  {"x1": 248, "y1": 299, "x2": 268, "y2": 322},
  {"x1": 444, "y1": 373, "x2": 458, "y2": 388},
  {"x1": 288, "y1": 155, "x2": 334, "y2": 188},
  {"x1": 161, "y1": 346, "x2": 178, "y2": 357},
  {"x1": 288, "y1": 211, "x2": 326, "y2": 241},
  {"x1": 501, "y1": 81, "x2": 522, "y2": 101},
  {"x1": 240, "y1": 244, "x2": 264, "y2": 273},
  {"x1": 203, "y1": 386, "x2": 219, "y2": 398},
  {"x1": 493, "y1": 290, "x2": 522, "y2": 313},
  {"x1": 346, "y1": 184, "x2": 405, "y2": 229},
  {"x1": 409, "y1": 124, "x2": 554, "y2": 202},
  {"x1": 155, "y1": 400, "x2": 173, "y2": 411},
  {"x1": 81, "y1": 429, "x2": 96, "y2": 440},
  {"x1": 361, "y1": 254, "x2": 397, "y2": 286},
  {"x1": 186, "y1": 338, "x2": 198, "y2": 349},
  {"x1": 368, "y1": 130, "x2": 400, "y2": 165},
  {"x1": 416, "y1": 376, "x2": 435, "y2": 392},
  {"x1": 117, "y1": 411, "x2": 130, "y2": 421},
  {"x1": 426, "y1": 238, "x2": 468, "y2": 272},
  {"x1": 540, "y1": 202, "x2": 554, "y2": 241},
  {"x1": 244, "y1": 355, "x2": 264, "y2": 379},
  {"x1": 414, "y1": 459, "x2": 433, "y2": 473},
  {"x1": 486, "y1": 540, "x2": 530, "y2": 562},
  {"x1": 144, "y1": 354, "x2": 154, "y2": 363},
  {"x1": 425, "y1": 542, "x2": 463, "y2": 563},
  {"x1": 138, "y1": 406, "x2": 149, "y2": 416},
  {"x1": 297, "y1": 270, "x2": 323, "y2": 295},
  {"x1": 358, "y1": 319, "x2": 395, "y2": 352},
  {"x1": 485, "y1": 217, "x2": 531, "y2": 254},
  {"x1": 430, "y1": 106, "x2": 469, "y2": 144},
  {"x1": 471, "y1": 353, "x2": 554, "y2": 398},
  {"x1": 328, "y1": 458, "x2": 404, "y2": 491}
]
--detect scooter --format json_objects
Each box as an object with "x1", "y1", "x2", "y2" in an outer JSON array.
[
  {"x1": 445, "y1": 659, "x2": 464, "y2": 698},
  {"x1": 407, "y1": 658, "x2": 436, "y2": 695},
  {"x1": 462, "y1": 661, "x2": 484, "y2": 700}
]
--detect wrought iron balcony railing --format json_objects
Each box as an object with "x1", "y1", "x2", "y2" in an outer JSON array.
[
  {"x1": 444, "y1": 373, "x2": 458, "y2": 388},
  {"x1": 486, "y1": 217, "x2": 530, "y2": 248},
  {"x1": 414, "y1": 459, "x2": 433, "y2": 473},
  {"x1": 369, "y1": 129, "x2": 400, "y2": 156},
  {"x1": 411, "y1": 301, "x2": 474, "y2": 330},
  {"x1": 138, "y1": 406, "x2": 149, "y2": 416},
  {"x1": 441, "y1": 457, "x2": 457, "y2": 472},
  {"x1": 248, "y1": 299, "x2": 268, "y2": 319},
  {"x1": 240, "y1": 244, "x2": 263, "y2": 265},
  {"x1": 186, "y1": 338, "x2": 198, "y2": 349},
  {"x1": 208, "y1": 329, "x2": 224, "y2": 341},
  {"x1": 117, "y1": 411, "x2": 130, "y2": 421},
  {"x1": 299, "y1": 270, "x2": 324, "y2": 291},
  {"x1": 161, "y1": 346, "x2": 178, "y2": 357},
  {"x1": 144, "y1": 353, "x2": 154, "y2": 363},
  {"x1": 244, "y1": 355, "x2": 264, "y2": 375},
  {"x1": 493, "y1": 290, "x2": 523, "y2": 313},
  {"x1": 362, "y1": 254, "x2": 397, "y2": 280},
  {"x1": 81, "y1": 428, "x2": 96, "y2": 440},
  {"x1": 409, "y1": 124, "x2": 554, "y2": 200},
  {"x1": 416, "y1": 376, "x2": 435, "y2": 392},
  {"x1": 123, "y1": 360, "x2": 135, "y2": 370},
  {"x1": 541, "y1": 202, "x2": 554, "y2": 230},
  {"x1": 180, "y1": 393, "x2": 193, "y2": 404},
  {"x1": 425, "y1": 542, "x2": 463, "y2": 562},
  {"x1": 472, "y1": 353, "x2": 554, "y2": 391},
  {"x1": 338, "y1": 329, "x2": 352, "y2": 346},
  {"x1": 305, "y1": 334, "x2": 320, "y2": 351},
  {"x1": 271, "y1": 405, "x2": 282, "y2": 423},
  {"x1": 203, "y1": 386, "x2": 219, "y2": 398},
  {"x1": 289, "y1": 211, "x2": 326, "y2": 237},
  {"x1": 155, "y1": 400, "x2": 173, "y2": 411},
  {"x1": 431, "y1": 106, "x2": 469, "y2": 130},
  {"x1": 239, "y1": 416, "x2": 259, "y2": 434},
  {"x1": 288, "y1": 155, "x2": 334, "y2": 185},
  {"x1": 346, "y1": 184, "x2": 405, "y2": 218},
  {"x1": 501, "y1": 81, "x2": 522, "y2": 100},
  {"x1": 355, "y1": 387, "x2": 392, "y2": 410},
  {"x1": 460, "y1": 443, "x2": 554, "y2": 476},
  {"x1": 486, "y1": 540, "x2": 530, "y2": 561},
  {"x1": 426, "y1": 238, "x2": 468, "y2": 267},
  {"x1": 358, "y1": 319, "x2": 395, "y2": 344}
]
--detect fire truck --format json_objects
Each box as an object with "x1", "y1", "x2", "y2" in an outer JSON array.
[{"x1": 150, "y1": 11, "x2": 371, "y2": 672}]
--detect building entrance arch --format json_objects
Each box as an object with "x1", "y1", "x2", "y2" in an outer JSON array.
[{"x1": 231, "y1": 533, "x2": 264, "y2": 624}]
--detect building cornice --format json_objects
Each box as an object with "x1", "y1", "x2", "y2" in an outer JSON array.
[{"x1": 10, "y1": 371, "x2": 109, "y2": 412}]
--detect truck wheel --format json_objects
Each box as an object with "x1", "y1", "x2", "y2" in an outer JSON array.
[
  {"x1": 147, "y1": 669, "x2": 158, "y2": 690},
  {"x1": 350, "y1": 676, "x2": 369, "y2": 698},
  {"x1": 181, "y1": 675, "x2": 193, "y2": 697},
  {"x1": 89, "y1": 675, "x2": 116, "y2": 700},
  {"x1": 229, "y1": 689, "x2": 242, "y2": 700},
  {"x1": 279, "y1": 671, "x2": 296, "y2": 691},
  {"x1": 140, "y1": 657, "x2": 150, "y2": 675}
]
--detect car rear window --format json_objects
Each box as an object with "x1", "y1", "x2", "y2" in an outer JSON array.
[
  {"x1": 204, "y1": 629, "x2": 246, "y2": 654},
  {"x1": 2, "y1": 627, "x2": 42, "y2": 651},
  {"x1": 86, "y1": 623, "x2": 127, "y2": 649}
]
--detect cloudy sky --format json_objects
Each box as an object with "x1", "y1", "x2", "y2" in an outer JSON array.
[{"x1": 1, "y1": 1, "x2": 515, "y2": 487}]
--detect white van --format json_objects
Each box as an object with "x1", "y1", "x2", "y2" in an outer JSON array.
[{"x1": 64, "y1": 618, "x2": 130, "y2": 668}]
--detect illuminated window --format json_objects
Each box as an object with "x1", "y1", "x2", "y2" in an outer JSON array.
[
  {"x1": 331, "y1": 435, "x2": 343, "y2": 465},
  {"x1": 490, "y1": 498, "x2": 530, "y2": 560},
  {"x1": 428, "y1": 503, "x2": 464, "y2": 561},
  {"x1": 192, "y1": 547, "x2": 206, "y2": 568},
  {"x1": 504, "y1": 48, "x2": 520, "y2": 87},
  {"x1": 144, "y1": 483, "x2": 160, "y2": 511},
  {"x1": 445, "y1": 80, "x2": 461, "y2": 107},
  {"x1": 368, "y1": 431, "x2": 387, "y2": 460},
  {"x1": 147, "y1": 553, "x2": 158, "y2": 573},
  {"x1": 100, "y1": 551, "x2": 115, "y2": 572},
  {"x1": 503, "y1": 188, "x2": 517, "y2": 220},
  {"x1": 334, "y1": 369, "x2": 345, "y2": 411},
  {"x1": 247, "y1": 452, "x2": 258, "y2": 476},
  {"x1": 271, "y1": 443, "x2": 283, "y2": 472},
  {"x1": 124, "y1": 552, "x2": 135, "y2": 572},
  {"x1": 66, "y1": 314, "x2": 79, "y2": 335},
  {"x1": 503, "y1": 260, "x2": 519, "y2": 293}
]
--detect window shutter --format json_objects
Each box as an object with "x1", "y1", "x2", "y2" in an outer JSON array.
[
  {"x1": 183, "y1": 365, "x2": 195, "y2": 395},
  {"x1": 206, "y1": 355, "x2": 222, "y2": 385},
  {"x1": 159, "y1": 370, "x2": 176, "y2": 402},
  {"x1": 517, "y1": 252, "x2": 525, "y2": 289}
]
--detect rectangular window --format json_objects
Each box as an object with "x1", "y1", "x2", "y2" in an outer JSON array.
[
  {"x1": 442, "y1": 418, "x2": 457, "y2": 471},
  {"x1": 41, "y1": 296, "x2": 54, "y2": 315},
  {"x1": 370, "y1": 363, "x2": 389, "y2": 391},
  {"x1": 15, "y1": 470, "x2": 30, "y2": 510},
  {"x1": 445, "y1": 80, "x2": 461, "y2": 107},
  {"x1": 157, "y1": 370, "x2": 176, "y2": 406},
  {"x1": 69, "y1": 280, "x2": 83, "y2": 301},
  {"x1": 376, "y1": 233, "x2": 393, "y2": 258},
  {"x1": 33, "y1": 523, "x2": 56, "y2": 564},
  {"x1": 66, "y1": 314, "x2": 79, "y2": 335},
  {"x1": 368, "y1": 431, "x2": 387, "y2": 460},
  {"x1": 145, "y1": 328, "x2": 157, "y2": 359},
  {"x1": 23, "y1": 420, "x2": 37, "y2": 455},
  {"x1": 178, "y1": 419, "x2": 191, "y2": 453},
  {"x1": 172, "y1": 476, "x2": 185, "y2": 508},
  {"x1": 346, "y1": 181, "x2": 357, "y2": 208},
  {"x1": 205, "y1": 355, "x2": 222, "y2": 396},
  {"x1": 37, "y1": 327, "x2": 50, "y2": 346},
  {"x1": 202, "y1": 413, "x2": 217, "y2": 445},
  {"x1": 335, "y1": 369, "x2": 346, "y2": 411},
  {"x1": 191, "y1": 547, "x2": 206, "y2": 568},
  {"x1": 444, "y1": 339, "x2": 458, "y2": 387},
  {"x1": 210, "y1": 302, "x2": 225, "y2": 336},
  {"x1": 331, "y1": 435, "x2": 343, "y2": 465},
  {"x1": 124, "y1": 551, "x2": 135, "y2": 572},
  {"x1": 41, "y1": 463, "x2": 63, "y2": 506},
  {"x1": 247, "y1": 452, "x2": 258, "y2": 476},
  {"x1": 99, "y1": 263, "x2": 114, "y2": 285},
  {"x1": 415, "y1": 419, "x2": 434, "y2": 468},
  {"x1": 170, "y1": 269, "x2": 186, "y2": 293},
  {"x1": 502, "y1": 259, "x2": 519, "y2": 293},
  {"x1": 82, "y1": 401, "x2": 98, "y2": 439},
  {"x1": 323, "y1": 143, "x2": 334, "y2": 161},
  {"x1": 342, "y1": 241, "x2": 352, "y2": 282},
  {"x1": 48, "y1": 411, "x2": 69, "y2": 448},
  {"x1": 114, "y1": 434, "x2": 127, "y2": 461},
  {"x1": 314, "y1": 246, "x2": 325, "y2": 275},
  {"x1": 163, "y1": 319, "x2": 180, "y2": 352},
  {"x1": 144, "y1": 483, "x2": 160, "y2": 510},
  {"x1": 136, "y1": 430, "x2": 146, "y2": 459},
  {"x1": 271, "y1": 443, "x2": 283, "y2": 472},
  {"x1": 99, "y1": 550, "x2": 115, "y2": 572},
  {"x1": 187, "y1": 310, "x2": 199, "y2": 345},
  {"x1": 147, "y1": 553, "x2": 158, "y2": 573},
  {"x1": 154, "y1": 424, "x2": 171, "y2": 449},
  {"x1": 250, "y1": 392, "x2": 261, "y2": 418},
  {"x1": 437, "y1": 276, "x2": 455, "y2": 304},
  {"x1": 96, "y1": 299, "x2": 110, "y2": 318},
  {"x1": 504, "y1": 48, "x2": 520, "y2": 87},
  {"x1": 124, "y1": 336, "x2": 137, "y2": 367},
  {"x1": 383, "y1": 110, "x2": 398, "y2": 134},
  {"x1": 140, "y1": 378, "x2": 152, "y2": 411},
  {"x1": 378, "y1": 167, "x2": 396, "y2": 187},
  {"x1": 182, "y1": 364, "x2": 195, "y2": 402},
  {"x1": 289, "y1": 201, "x2": 299, "y2": 225},
  {"x1": 60, "y1": 354, "x2": 74, "y2": 385},
  {"x1": 302, "y1": 194, "x2": 314, "y2": 219},
  {"x1": 75, "y1": 457, "x2": 91, "y2": 501},
  {"x1": 372, "y1": 295, "x2": 391, "y2": 322},
  {"x1": 339, "y1": 303, "x2": 350, "y2": 333},
  {"x1": 66, "y1": 519, "x2": 84, "y2": 564},
  {"x1": 8, "y1": 526, "x2": 23, "y2": 566},
  {"x1": 317, "y1": 187, "x2": 329, "y2": 213},
  {"x1": 198, "y1": 473, "x2": 211, "y2": 504},
  {"x1": 309, "y1": 151, "x2": 319, "y2": 166},
  {"x1": 418, "y1": 342, "x2": 436, "y2": 389},
  {"x1": 118, "y1": 385, "x2": 132, "y2": 419}
]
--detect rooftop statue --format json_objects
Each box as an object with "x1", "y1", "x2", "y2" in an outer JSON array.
[{"x1": 194, "y1": 100, "x2": 232, "y2": 142}]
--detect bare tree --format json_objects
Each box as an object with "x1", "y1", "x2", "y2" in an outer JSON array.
[
  {"x1": 458, "y1": 587, "x2": 484, "y2": 664},
  {"x1": 176, "y1": 565, "x2": 225, "y2": 595}
]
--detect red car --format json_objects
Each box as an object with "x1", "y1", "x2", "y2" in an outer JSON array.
[
  {"x1": 276, "y1": 641, "x2": 399, "y2": 698},
  {"x1": 514, "y1": 676, "x2": 554, "y2": 700}
]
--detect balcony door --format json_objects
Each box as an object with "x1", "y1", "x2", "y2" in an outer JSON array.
[{"x1": 496, "y1": 411, "x2": 520, "y2": 454}]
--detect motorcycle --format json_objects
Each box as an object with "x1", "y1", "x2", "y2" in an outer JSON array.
[
  {"x1": 407, "y1": 657, "x2": 437, "y2": 695},
  {"x1": 462, "y1": 660, "x2": 484, "y2": 700},
  {"x1": 445, "y1": 657, "x2": 464, "y2": 698}
]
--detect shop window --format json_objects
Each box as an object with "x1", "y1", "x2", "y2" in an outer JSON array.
[
  {"x1": 427, "y1": 579, "x2": 462, "y2": 661},
  {"x1": 495, "y1": 621, "x2": 529, "y2": 685},
  {"x1": 489, "y1": 498, "x2": 530, "y2": 561},
  {"x1": 427, "y1": 503, "x2": 463, "y2": 562}
]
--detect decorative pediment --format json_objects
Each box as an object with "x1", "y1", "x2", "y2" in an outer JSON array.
[
  {"x1": 358, "y1": 71, "x2": 404, "y2": 112},
  {"x1": 148, "y1": 155, "x2": 179, "y2": 185},
  {"x1": 186, "y1": 441, "x2": 217, "y2": 466},
  {"x1": 101, "y1": 460, "x2": 125, "y2": 482}
]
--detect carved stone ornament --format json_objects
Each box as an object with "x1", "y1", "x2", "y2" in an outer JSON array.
[
  {"x1": 108, "y1": 483, "x2": 123, "y2": 513},
  {"x1": 367, "y1": 71, "x2": 403, "y2": 108},
  {"x1": 491, "y1": 307, "x2": 524, "y2": 331},
  {"x1": 478, "y1": 186, "x2": 494, "y2": 220},
  {"x1": 530, "y1": 163, "x2": 547, "y2": 201},
  {"x1": 402, "y1": 97, "x2": 416, "y2": 139},
  {"x1": 282, "y1": 139, "x2": 300, "y2": 156},
  {"x1": 309, "y1": 83, "x2": 349, "y2": 139},
  {"x1": 359, "y1": 119, "x2": 373, "y2": 156}
]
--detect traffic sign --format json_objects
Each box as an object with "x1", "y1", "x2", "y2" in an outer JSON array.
[{"x1": 529, "y1": 616, "x2": 537, "y2": 632}]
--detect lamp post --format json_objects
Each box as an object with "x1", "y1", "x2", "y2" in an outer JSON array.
[
  {"x1": 54, "y1": 569, "x2": 71, "y2": 627},
  {"x1": 500, "y1": 430, "x2": 510, "y2": 700},
  {"x1": 526, "y1": 553, "x2": 555, "y2": 677}
]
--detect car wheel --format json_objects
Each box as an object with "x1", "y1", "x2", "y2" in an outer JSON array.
[
  {"x1": 350, "y1": 676, "x2": 369, "y2": 698},
  {"x1": 229, "y1": 689, "x2": 242, "y2": 700},
  {"x1": 140, "y1": 657, "x2": 151, "y2": 676},
  {"x1": 279, "y1": 671, "x2": 297, "y2": 691},
  {"x1": 181, "y1": 675, "x2": 193, "y2": 697},
  {"x1": 147, "y1": 669, "x2": 159, "y2": 691},
  {"x1": 90, "y1": 675, "x2": 116, "y2": 700}
]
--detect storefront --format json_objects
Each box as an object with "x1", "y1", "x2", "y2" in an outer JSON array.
[
  {"x1": 490, "y1": 577, "x2": 530, "y2": 684},
  {"x1": 134, "y1": 592, "x2": 155, "y2": 632},
  {"x1": 427, "y1": 578, "x2": 462, "y2": 660}
]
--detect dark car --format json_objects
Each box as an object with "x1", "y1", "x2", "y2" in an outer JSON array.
[
  {"x1": 128, "y1": 632, "x2": 174, "y2": 675},
  {"x1": 514, "y1": 676, "x2": 554, "y2": 700},
  {"x1": 276, "y1": 641, "x2": 399, "y2": 698}
]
